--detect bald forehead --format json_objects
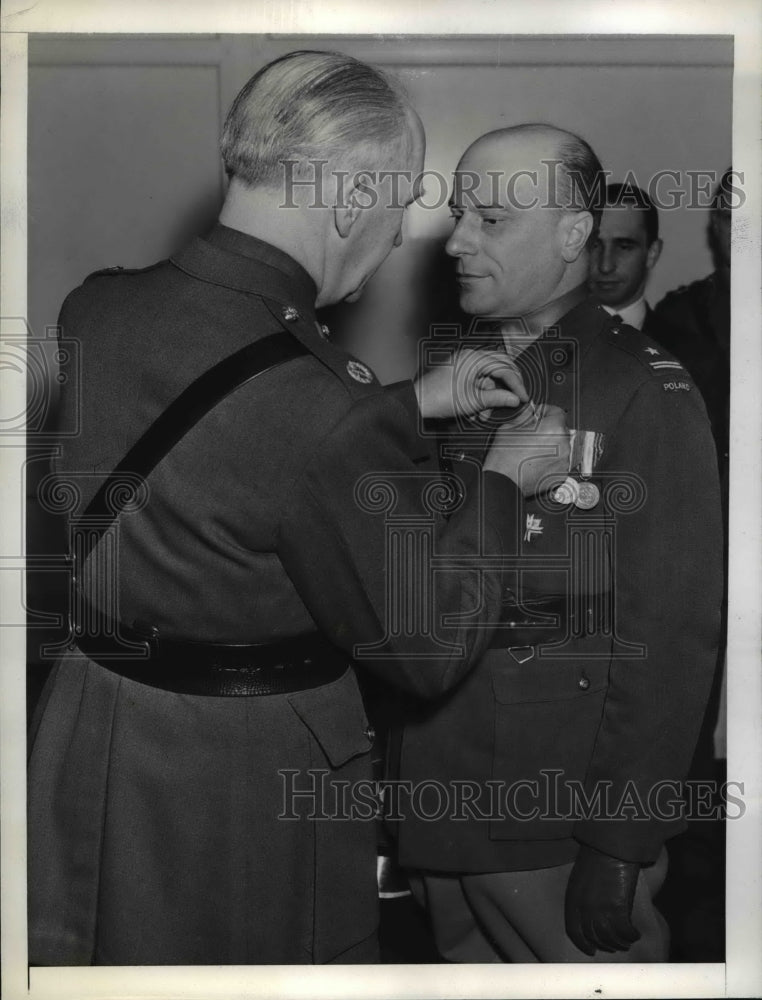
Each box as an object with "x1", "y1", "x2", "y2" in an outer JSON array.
[
  {"x1": 453, "y1": 128, "x2": 566, "y2": 209},
  {"x1": 459, "y1": 127, "x2": 563, "y2": 172}
]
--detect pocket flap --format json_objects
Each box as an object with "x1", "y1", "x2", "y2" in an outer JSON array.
[
  {"x1": 287, "y1": 668, "x2": 372, "y2": 768},
  {"x1": 490, "y1": 656, "x2": 609, "y2": 705}
]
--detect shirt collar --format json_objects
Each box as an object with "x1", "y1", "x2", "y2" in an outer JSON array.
[{"x1": 600, "y1": 296, "x2": 647, "y2": 331}]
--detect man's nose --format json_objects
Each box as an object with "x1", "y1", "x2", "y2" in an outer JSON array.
[
  {"x1": 445, "y1": 216, "x2": 476, "y2": 257},
  {"x1": 597, "y1": 244, "x2": 616, "y2": 274}
]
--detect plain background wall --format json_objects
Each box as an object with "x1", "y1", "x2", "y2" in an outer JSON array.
[{"x1": 29, "y1": 33, "x2": 732, "y2": 387}]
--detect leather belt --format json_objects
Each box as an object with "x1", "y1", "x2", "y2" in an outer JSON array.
[
  {"x1": 489, "y1": 595, "x2": 608, "y2": 651},
  {"x1": 72, "y1": 620, "x2": 350, "y2": 696}
]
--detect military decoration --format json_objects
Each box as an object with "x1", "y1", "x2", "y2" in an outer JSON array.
[
  {"x1": 575, "y1": 481, "x2": 601, "y2": 510},
  {"x1": 552, "y1": 477, "x2": 579, "y2": 506},
  {"x1": 346, "y1": 360, "x2": 374, "y2": 384},
  {"x1": 524, "y1": 513, "x2": 544, "y2": 542},
  {"x1": 551, "y1": 428, "x2": 605, "y2": 510}
]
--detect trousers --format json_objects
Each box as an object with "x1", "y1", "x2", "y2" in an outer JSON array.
[{"x1": 409, "y1": 848, "x2": 669, "y2": 963}]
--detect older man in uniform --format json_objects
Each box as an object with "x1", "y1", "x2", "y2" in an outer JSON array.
[
  {"x1": 399, "y1": 125, "x2": 723, "y2": 962},
  {"x1": 27, "y1": 53, "x2": 569, "y2": 966}
]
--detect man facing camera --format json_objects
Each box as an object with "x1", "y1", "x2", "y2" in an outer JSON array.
[
  {"x1": 398, "y1": 125, "x2": 723, "y2": 963},
  {"x1": 587, "y1": 182, "x2": 663, "y2": 334}
]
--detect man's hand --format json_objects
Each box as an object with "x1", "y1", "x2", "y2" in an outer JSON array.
[
  {"x1": 564, "y1": 844, "x2": 642, "y2": 956},
  {"x1": 413, "y1": 348, "x2": 528, "y2": 420},
  {"x1": 483, "y1": 403, "x2": 570, "y2": 497}
]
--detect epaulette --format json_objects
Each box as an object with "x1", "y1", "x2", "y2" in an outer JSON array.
[
  {"x1": 605, "y1": 320, "x2": 694, "y2": 391},
  {"x1": 260, "y1": 296, "x2": 385, "y2": 400},
  {"x1": 656, "y1": 273, "x2": 715, "y2": 307},
  {"x1": 83, "y1": 261, "x2": 166, "y2": 281}
]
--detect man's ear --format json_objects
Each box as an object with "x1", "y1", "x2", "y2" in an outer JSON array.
[
  {"x1": 333, "y1": 182, "x2": 364, "y2": 239},
  {"x1": 646, "y1": 238, "x2": 663, "y2": 271},
  {"x1": 560, "y1": 211, "x2": 594, "y2": 262}
]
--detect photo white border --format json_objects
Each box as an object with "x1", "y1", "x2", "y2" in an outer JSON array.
[{"x1": 2, "y1": 1, "x2": 760, "y2": 998}]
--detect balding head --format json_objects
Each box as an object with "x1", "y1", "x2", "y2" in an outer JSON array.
[
  {"x1": 459, "y1": 124, "x2": 604, "y2": 225},
  {"x1": 447, "y1": 124, "x2": 603, "y2": 319}
]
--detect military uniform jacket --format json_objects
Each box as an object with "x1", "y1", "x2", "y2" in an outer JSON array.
[
  {"x1": 396, "y1": 300, "x2": 723, "y2": 874},
  {"x1": 652, "y1": 272, "x2": 730, "y2": 474},
  {"x1": 27, "y1": 225, "x2": 523, "y2": 966}
]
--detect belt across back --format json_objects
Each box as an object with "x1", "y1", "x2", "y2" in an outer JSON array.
[{"x1": 72, "y1": 618, "x2": 351, "y2": 696}]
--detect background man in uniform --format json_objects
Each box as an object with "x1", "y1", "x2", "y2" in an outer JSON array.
[
  {"x1": 653, "y1": 168, "x2": 732, "y2": 481},
  {"x1": 652, "y1": 167, "x2": 731, "y2": 772},
  {"x1": 647, "y1": 167, "x2": 734, "y2": 959},
  {"x1": 587, "y1": 182, "x2": 663, "y2": 334},
  {"x1": 398, "y1": 124, "x2": 723, "y2": 963},
  {"x1": 27, "y1": 51, "x2": 569, "y2": 967}
]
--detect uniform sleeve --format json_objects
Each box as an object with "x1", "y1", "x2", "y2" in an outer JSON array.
[
  {"x1": 277, "y1": 387, "x2": 520, "y2": 699},
  {"x1": 574, "y1": 379, "x2": 723, "y2": 862}
]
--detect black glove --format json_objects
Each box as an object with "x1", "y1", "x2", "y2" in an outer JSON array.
[{"x1": 564, "y1": 844, "x2": 642, "y2": 956}]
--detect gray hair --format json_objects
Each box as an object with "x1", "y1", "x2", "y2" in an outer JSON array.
[{"x1": 221, "y1": 50, "x2": 413, "y2": 187}]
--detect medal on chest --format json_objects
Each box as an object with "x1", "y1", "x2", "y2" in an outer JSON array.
[{"x1": 552, "y1": 428, "x2": 605, "y2": 510}]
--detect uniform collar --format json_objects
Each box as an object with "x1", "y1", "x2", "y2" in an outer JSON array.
[
  {"x1": 170, "y1": 223, "x2": 318, "y2": 317},
  {"x1": 467, "y1": 294, "x2": 611, "y2": 363},
  {"x1": 556, "y1": 297, "x2": 613, "y2": 354}
]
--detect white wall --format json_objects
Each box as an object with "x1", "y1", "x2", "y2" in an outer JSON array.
[{"x1": 28, "y1": 34, "x2": 732, "y2": 386}]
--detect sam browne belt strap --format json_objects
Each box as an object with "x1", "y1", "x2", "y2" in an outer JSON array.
[
  {"x1": 65, "y1": 330, "x2": 353, "y2": 696},
  {"x1": 74, "y1": 331, "x2": 307, "y2": 561}
]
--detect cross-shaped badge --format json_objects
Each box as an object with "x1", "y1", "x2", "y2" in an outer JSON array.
[{"x1": 524, "y1": 514, "x2": 543, "y2": 542}]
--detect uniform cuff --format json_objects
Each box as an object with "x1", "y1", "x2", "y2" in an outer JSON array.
[{"x1": 384, "y1": 380, "x2": 420, "y2": 426}]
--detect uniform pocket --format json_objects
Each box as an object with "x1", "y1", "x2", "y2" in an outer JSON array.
[
  {"x1": 488, "y1": 657, "x2": 609, "y2": 841},
  {"x1": 491, "y1": 656, "x2": 610, "y2": 704},
  {"x1": 287, "y1": 666, "x2": 374, "y2": 768}
]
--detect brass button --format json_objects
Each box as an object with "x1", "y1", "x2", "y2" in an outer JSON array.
[
  {"x1": 365, "y1": 725, "x2": 376, "y2": 745},
  {"x1": 578, "y1": 675, "x2": 590, "y2": 691},
  {"x1": 282, "y1": 305, "x2": 299, "y2": 322}
]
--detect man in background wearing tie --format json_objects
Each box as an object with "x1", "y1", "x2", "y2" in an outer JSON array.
[{"x1": 587, "y1": 182, "x2": 663, "y2": 335}]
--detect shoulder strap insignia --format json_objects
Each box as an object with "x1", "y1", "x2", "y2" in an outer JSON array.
[
  {"x1": 605, "y1": 323, "x2": 688, "y2": 379},
  {"x1": 84, "y1": 261, "x2": 165, "y2": 281}
]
